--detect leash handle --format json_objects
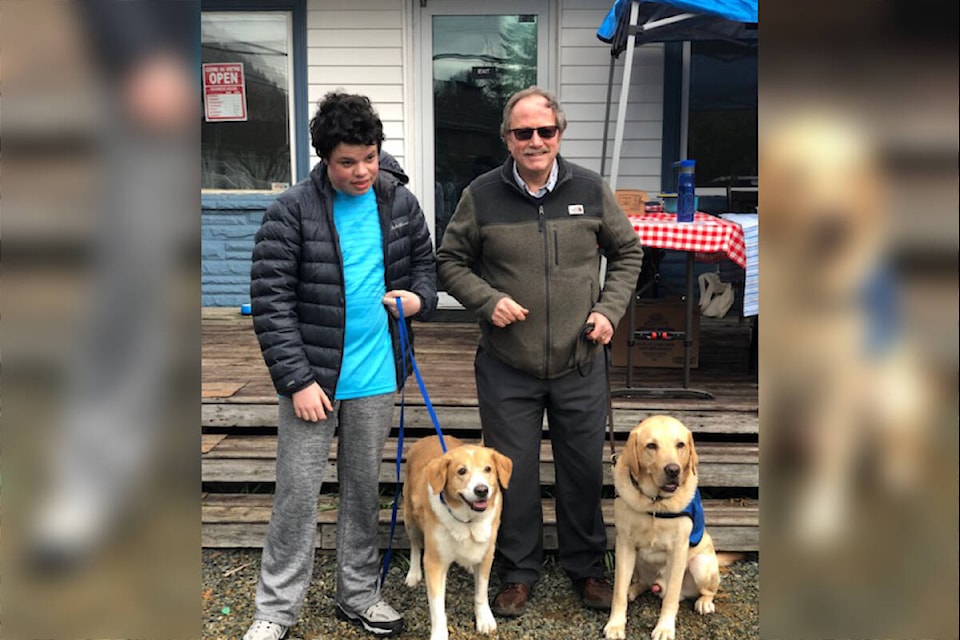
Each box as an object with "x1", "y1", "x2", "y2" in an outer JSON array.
[
  {"x1": 395, "y1": 297, "x2": 447, "y2": 452},
  {"x1": 604, "y1": 344, "x2": 617, "y2": 463},
  {"x1": 381, "y1": 296, "x2": 447, "y2": 585},
  {"x1": 380, "y1": 297, "x2": 408, "y2": 586}
]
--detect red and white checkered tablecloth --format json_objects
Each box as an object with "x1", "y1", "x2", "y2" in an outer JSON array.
[{"x1": 628, "y1": 212, "x2": 746, "y2": 268}]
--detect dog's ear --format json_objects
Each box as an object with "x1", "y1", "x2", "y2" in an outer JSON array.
[
  {"x1": 426, "y1": 457, "x2": 448, "y2": 495},
  {"x1": 685, "y1": 430, "x2": 699, "y2": 476},
  {"x1": 492, "y1": 451, "x2": 513, "y2": 490},
  {"x1": 624, "y1": 430, "x2": 642, "y2": 480}
]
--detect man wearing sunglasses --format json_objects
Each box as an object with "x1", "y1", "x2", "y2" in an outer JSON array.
[{"x1": 437, "y1": 87, "x2": 643, "y2": 618}]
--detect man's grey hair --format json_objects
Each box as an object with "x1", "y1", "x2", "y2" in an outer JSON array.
[{"x1": 500, "y1": 86, "x2": 568, "y2": 140}]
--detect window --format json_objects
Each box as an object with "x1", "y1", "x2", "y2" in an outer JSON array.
[
  {"x1": 429, "y1": 12, "x2": 541, "y2": 245},
  {"x1": 201, "y1": 11, "x2": 295, "y2": 191},
  {"x1": 687, "y1": 40, "x2": 758, "y2": 192}
]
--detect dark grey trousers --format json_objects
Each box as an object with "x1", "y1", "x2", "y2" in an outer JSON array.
[
  {"x1": 475, "y1": 348, "x2": 608, "y2": 588},
  {"x1": 253, "y1": 392, "x2": 395, "y2": 627}
]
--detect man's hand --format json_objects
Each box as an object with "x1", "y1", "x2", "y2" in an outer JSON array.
[
  {"x1": 585, "y1": 311, "x2": 614, "y2": 345},
  {"x1": 382, "y1": 290, "x2": 422, "y2": 318},
  {"x1": 491, "y1": 297, "x2": 530, "y2": 328},
  {"x1": 291, "y1": 382, "x2": 333, "y2": 422}
]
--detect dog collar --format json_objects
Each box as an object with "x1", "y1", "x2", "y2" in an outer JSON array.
[
  {"x1": 438, "y1": 491, "x2": 472, "y2": 524},
  {"x1": 629, "y1": 471, "x2": 662, "y2": 502}
]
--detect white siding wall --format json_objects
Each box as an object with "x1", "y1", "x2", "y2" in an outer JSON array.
[
  {"x1": 306, "y1": 0, "x2": 408, "y2": 169},
  {"x1": 558, "y1": 0, "x2": 664, "y2": 194},
  {"x1": 303, "y1": 0, "x2": 666, "y2": 195}
]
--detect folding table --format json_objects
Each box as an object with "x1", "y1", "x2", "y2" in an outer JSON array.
[{"x1": 613, "y1": 212, "x2": 746, "y2": 399}]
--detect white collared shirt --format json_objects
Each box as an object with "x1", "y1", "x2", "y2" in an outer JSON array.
[{"x1": 513, "y1": 159, "x2": 558, "y2": 198}]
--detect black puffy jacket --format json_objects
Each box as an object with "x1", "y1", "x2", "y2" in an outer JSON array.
[{"x1": 251, "y1": 152, "x2": 437, "y2": 398}]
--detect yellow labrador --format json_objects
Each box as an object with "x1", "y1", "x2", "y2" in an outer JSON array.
[
  {"x1": 403, "y1": 435, "x2": 513, "y2": 640},
  {"x1": 604, "y1": 416, "x2": 719, "y2": 640}
]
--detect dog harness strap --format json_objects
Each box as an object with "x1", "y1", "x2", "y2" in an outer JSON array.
[{"x1": 640, "y1": 486, "x2": 706, "y2": 547}]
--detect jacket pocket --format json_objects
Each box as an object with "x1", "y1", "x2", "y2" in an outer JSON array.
[{"x1": 552, "y1": 218, "x2": 602, "y2": 270}]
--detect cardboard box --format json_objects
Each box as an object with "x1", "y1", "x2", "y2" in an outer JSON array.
[
  {"x1": 611, "y1": 298, "x2": 699, "y2": 369},
  {"x1": 615, "y1": 189, "x2": 649, "y2": 216}
]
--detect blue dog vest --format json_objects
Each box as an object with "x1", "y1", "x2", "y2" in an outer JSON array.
[{"x1": 646, "y1": 487, "x2": 705, "y2": 547}]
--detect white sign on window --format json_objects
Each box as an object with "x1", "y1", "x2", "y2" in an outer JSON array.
[{"x1": 203, "y1": 62, "x2": 247, "y2": 122}]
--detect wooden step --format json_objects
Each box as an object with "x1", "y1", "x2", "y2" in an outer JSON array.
[
  {"x1": 202, "y1": 435, "x2": 758, "y2": 488},
  {"x1": 201, "y1": 493, "x2": 758, "y2": 552},
  {"x1": 203, "y1": 403, "x2": 759, "y2": 435}
]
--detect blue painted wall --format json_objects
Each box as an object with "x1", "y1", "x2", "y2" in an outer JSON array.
[{"x1": 201, "y1": 193, "x2": 275, "y2": 307}]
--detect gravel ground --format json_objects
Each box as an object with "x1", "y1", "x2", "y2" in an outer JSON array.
[{"x1": 203, "y1": 549, "x2": 758, "y2": 639}]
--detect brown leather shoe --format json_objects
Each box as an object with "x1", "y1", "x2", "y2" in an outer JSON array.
[
  {"x1": 575, "y1": 577, "x2": 613, "y2": 610},
  {"x1": 492, "y1": 583, "x2": 531, "y2": 617}
]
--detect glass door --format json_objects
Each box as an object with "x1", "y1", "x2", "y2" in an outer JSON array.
[{"x1": 418, "y1": 1, "x2": 552, "y2": 299}]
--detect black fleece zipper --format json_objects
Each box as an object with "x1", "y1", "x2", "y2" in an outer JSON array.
[{"x1": 538, "y1": 203, "x2": 551, "y2": 378}]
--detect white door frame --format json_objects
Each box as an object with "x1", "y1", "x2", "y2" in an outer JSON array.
[{"x1": 413, "y1": 0, "x2": 554, "y2": 308}]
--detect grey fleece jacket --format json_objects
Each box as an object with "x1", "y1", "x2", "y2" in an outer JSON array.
[{"x1": 437, "y1": 156, "x2": 643, "y2": 380}]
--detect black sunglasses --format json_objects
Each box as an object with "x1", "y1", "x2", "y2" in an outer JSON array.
[{"x1": 509, "y1": 126, "x2": 560, "y2": 141}]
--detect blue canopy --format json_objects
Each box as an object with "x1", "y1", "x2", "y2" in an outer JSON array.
[
  {"x1": 638, "y1": 0, "x2": 756, "y2": 24},
  {"x1": 595, "y1": 0, "x2": 757, "y2": 188},
  {"x1": 598, "y1": 0, "x2": 757, "y2": 55}
]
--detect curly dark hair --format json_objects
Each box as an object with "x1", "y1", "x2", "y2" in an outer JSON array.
[{"x1": 309, "y1": 92, "x2": 385, "y2": 160}]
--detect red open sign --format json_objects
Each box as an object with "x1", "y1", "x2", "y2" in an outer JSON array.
[{"x1": 203, "y1": 62, "x2": 247, "y2": 122}]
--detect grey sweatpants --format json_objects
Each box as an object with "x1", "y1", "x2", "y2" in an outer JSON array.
[{"x1": 253, "y1": 392, "x2": 395, "y2": 627}]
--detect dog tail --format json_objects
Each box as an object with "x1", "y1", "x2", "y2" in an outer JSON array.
[{"x1": 716, "y1": 552, "x2": 746, "y2": 567}]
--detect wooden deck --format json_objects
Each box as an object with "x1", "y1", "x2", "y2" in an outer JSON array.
[{"x1": 202, "y1": 307, "x2": 758, "y2": 551}]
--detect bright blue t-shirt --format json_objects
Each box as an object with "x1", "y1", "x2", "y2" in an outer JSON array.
[{"x1": 332, "y1": 189, "x2": 397, "y2": 400}]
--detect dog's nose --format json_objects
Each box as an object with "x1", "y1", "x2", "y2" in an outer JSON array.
[
  {"x1": 664, "y1": 464, "x2": 681, "y2": 478},
  {"x1": 474, "y1": 484, "x2": 489, "y2": 498}
]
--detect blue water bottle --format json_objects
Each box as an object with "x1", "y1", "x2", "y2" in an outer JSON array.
[{"x1": 676, "y1": 159, "x2": 696, "y2": 222}]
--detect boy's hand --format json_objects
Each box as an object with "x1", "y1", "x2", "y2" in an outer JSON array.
[
  {"x1": 383, "y1": 290, "x2": 422, "y2": 318},
  {"x1": 292, "y1": 382, "x2": 333, "y2": 422}
]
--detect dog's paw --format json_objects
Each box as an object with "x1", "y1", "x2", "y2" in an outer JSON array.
[
  {"x1": 603, "y1": 620, "x2": 627, "y2": 639},
  {"x1": 695, "y1": 596, "x2": 715, "y2": 615},
  {"x1": 404, "y1": 567, "x2": 422, "y2": 587},
  {"x1": 627, "y1": 582, "x2": 643, "y2": 601},
  {"x1": 429, "y1": 627, "x2": 449, "y2": 640},
  {"x1": 475, "y1": 603, "x2": 497, "y2": 634},
  {"x1": 651, "y1": 621, "x2": 676, "y2": 640}
]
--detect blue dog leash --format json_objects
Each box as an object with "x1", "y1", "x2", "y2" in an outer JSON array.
[{"x1": 380, "y1": 297, "x2": 447, "y2": 585}]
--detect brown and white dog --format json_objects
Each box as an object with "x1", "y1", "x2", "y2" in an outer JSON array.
[
  {"x1": 403, "y1": 435, "x2": 513, "y2": 640},
  {"x1": 604, "y1": 416, "x2": 720, "y2": 640}
]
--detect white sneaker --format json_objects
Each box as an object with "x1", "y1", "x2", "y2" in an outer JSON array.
[
  {"x1": 336, "y1": 599, "x2": 404, "y2": 636},
  {"x1": 242, "y1": 619, "x2": 288, "y2": 640}
]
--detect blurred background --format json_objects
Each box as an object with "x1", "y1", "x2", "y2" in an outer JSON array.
[
  {"x1": 759, "y1": 0, "x2": 958, "y2": 638},
  {"x1": 2, "y1": 1, "x2": 200, "y2": 637},
  {"x1": 0, "y1": 0, "x2": 956, "y2": 638}
]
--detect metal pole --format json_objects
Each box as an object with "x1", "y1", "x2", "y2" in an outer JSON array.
[
  {"x1": 679, "y1": 40, "x2": 691, "y2": 159},
  {"x1": 608, "y1": 0, "x2": 640, "y2": 193},
  {"x1": 599, "y1": 54, "x2": 616, "y2": 179}
]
